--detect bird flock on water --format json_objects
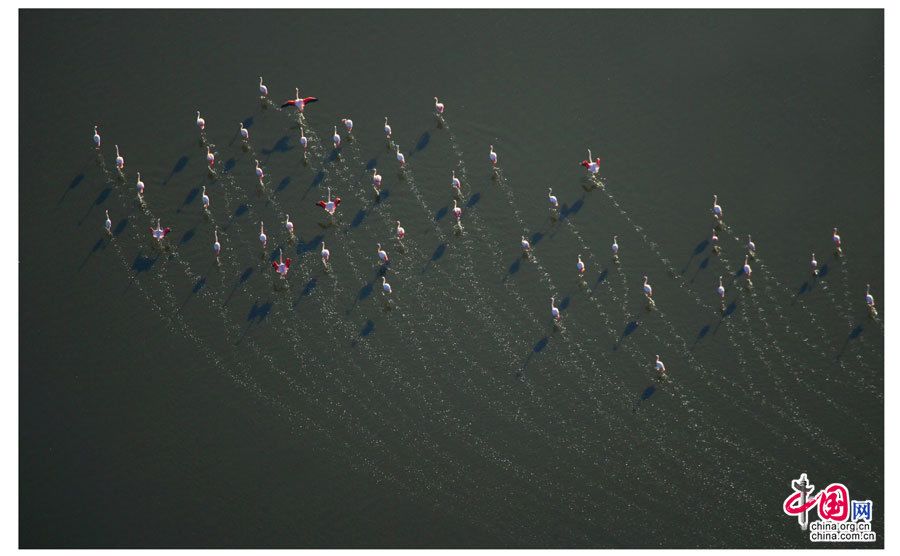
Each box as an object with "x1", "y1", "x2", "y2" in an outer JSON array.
[{"x1": 91, "y1": 77, "x2": 879, "y2": 378}]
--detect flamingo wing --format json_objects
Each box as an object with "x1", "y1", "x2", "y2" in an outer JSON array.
[
  {"x1": 280, "y1": 100, "x2": 296, "y2": 108},
  {"x1": 301, "y1": 96, "x2": 318, "y2": 104},
  {"x1": 580, "y1": 160, "x2": 589, "y2": 167},
  {"x1": 333, "y1": 197, "x2": 341, "y2": 206},
  {"x1": 163, "y1": 227, "x2": 171, "y2": 237},
  {"x1": 316, "y1": 200, "x2": 327, "y2": 209},
  {"x1": 285, "y1": 258, "x2": 292, "y2": 268},
  {"x1": 272, "y1": 261, "x2": 279, "y2": 269},
  {"x1": 148, "y1": 227, "x2": 154, "y2": 234}
]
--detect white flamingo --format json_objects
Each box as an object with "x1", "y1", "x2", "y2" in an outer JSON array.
[
  {"x1": 551, "y1": 296, "x2": 560, "y2": 321},
  {"x1": 548, "y1": 187, "x2": 558, "y2": 208},
  {"x1": 452, "y1": 199, "x2": 462, "y2": 220},
  {"x1": 321, "y1": 242, "x2": 330, "y2": 265},
  {"x1": 206, "y1": 146, "x2": 215, "y2": 168},
  {"x1": 384, "y1": 117, "x2": 392, "y2": 139},
  {"x1": 135, "y1": 172, "x2": 144, "y2": 196},
  {"x1": 299, "y1": 127, "x2": 308, "y2": 151},
  {"x1": 341, "y1": 118, "x2": 353, "y2": 133},
  {"x1": 655, "y1": 355, "x2": 666, "y2": 373},
  {"x1": 332, "y1": 126, "x2": 341, "y2": 149},
  {"x1": 643, "y1": 275, "x2": 653, "y2": 297},
  {"x1": 810, "y1": 252, "x2": 818, "y2": 276},
  {"x1": 377, "y1": 243, "x2": 389, "y2": 264},
  {"x1": 213, "y1": 229, "x2": 221, "y2": 258},
  {"x1": 255, "y1": 159, "x2": 264, "y2": 181},
  {"x1": 866, "y1": 284, "x2": 875, "y2": 308},
  {"x1": 451, "y1": 171, "x2": 461, "y2": 192},
  {"x1": 717, "y1": 276, "x2": 725, "y2": 300},
  {"x1": 577, "y1": 255, "x2": 586, "y2": 274},
  {"x1": 114, "y1": 145, "x2": 124, "y2": 170},
  {"x1": 489, "y1": 144, "x2": 498, "y2": 166},
  {"x1": 93, "y1": 125, "x2": 101, "y2": 148},
  {"x1": 372, "y1": 168, "x2": 382, "y2": 189},
  {"x1": 434, "y1": 96, "x2": 445, "y2": 114},
  {"x1": 239, "y1": 122, "x2": 249, "y2": 140},
  {"x1": 382, "y1": 276, "x2": 392, "y2": 295},
  {"x1": 196, "y1": 111, "x2": 205, "y2": 131},
  {"x1": 747, "y1": 235, "x2": 756, "y2": 254},
  {"x1": 712, "y1": 194, "x2": 723, "y2": 220},
  {"x1": 201, "y1": 186, "x2": 210, "y2": 210},
  {"x1": 285, "y1": 214, "x2": 294, "y2": 236},
  {"x1": 612, "y1": 235, "x2": 619, "y2": 257},
  {"x1": 396, "y1": 221, "x2": 405, "y2": 241},
  {"x1": 833, "y1": 227, "x2": 842, "y2": 254},
  {"x1": 259, "y1": 221, "x2": 267, "y2": 248},
  {"x1": 395, "y1": 144, "x2": 405, "y2": 167},
  {"x1": 521, "y1": 235, "x2": 532, "y2": 254},
  {"x1": 743, "y1": 256, "x2": 752, "y2": 280},
  {"x1": 104, "y1": 210, "x2": 112, "y2": 235},
  {"x1": 258, "y1": 77, "x2": 268, "y2": 97}
]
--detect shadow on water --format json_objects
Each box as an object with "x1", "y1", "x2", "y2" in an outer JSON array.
[
  {"x1": 277, "y1": 176, "x2": 291, "y2": 192},
  {"x1": 508, "y1": 257, "x2": 521, "y2": 275},
  {"x1": 179, "y1": 187, "x2": 199, "y2": 212},
  {"x1": 163, "y1": 155, "x2": 189, "y2": 184},
  {"x1": 113, "y1": 218, "x2": 128, "y2": 237},
  {"x1": 223, "y1": 158, "x2": 236, "y2": 174},
  {"x1": 615, "y1": 320, "x2": 639, "y2": 351},
  {"x1": 182, "y1": 276, "x2": 207, "y2": 307},
  {"x1": 681, "y1": 238, "x2": 709, "y2": 274},
  {"x1": 238, "y1": 300, "x2": 273, "y2": 344},
  {"x1": 310, "y1": 170, "x2": 325, "y2": 189},
  {"x1": 415, "y1": 131, "x2": 430, "y2": 152},
  {"x1": 58, "y1": 173, "x2": 85, "y2": 204},
  {"x1": 296, "y1": 234, "x2": 324, "y2": 255},
  {"x1": 79, "y1": 237, "x2": 107, "y2": 270},
  {"x1": 516, "y1": 335, "x2": 550, "y2": 380},
  {"x1": 294, "y1": 277, "x2": 318, "y2": 309},
  {"x1": 559, "y1": 198, "x2": 584, "y2": 220},
  {"x1": 837, "y1": 323, "x2": 865, "y2": 360},
  {"x1": 435, "y1": 206, "x2": 448, "y2": 222},
  {"x1": 466, "y1": 192, "x2": 481, "y2": 208},
  {"x1": 365, "y1": 158, "x2": 377, "y2": 171},
  {"x1": 260, "y1": 136, "x2": 292, "y2": 157},
  {"x1": 361, "y1": 319, "x2": 375, "y2": 337},
  {"x1": 224, "y1": 266, "x2": 254, "y2": 306},
  {"x1": 80, "y1": 187, "x2": 112, "y2": 225},
  {"x1": 358, "y1": 281, "x2": 374, "y2": 302},
  {"x1": 689, "y1": 256, "x2": 710, "y2": 283},
  {"x1": 179, "y1": 228, "x2": 196, "y2": 245},
  {"x1": 633, "y1": 384, "x2": 657, "y2": 412},
  {"x1": 793, "y1": 281, "x2": 811, "y2": 305},
  {"x1": 712, "y1": 301, "x2": 737, "y2": 335},
  {"x1": 431, "y1": 243, "x2": 447, "y2": 262},
  {"x1": 242, "y1": 116, "x2": 254, "y2": 129},
  {"x1": 531, "y1": 232, "x2": 544, "y2": 247},
  {"x1": 597, "y1": 268, "x2": 608, "y2": 285},
  {"x1": 128, "y1": 252, "x2": 157, "y2": 290},
  {"x1": 691, "y1": 323, "x2": 711, "y2": 349},
  {"x1": 351, "y1": 209, "x2": 367, "y2": 229}
]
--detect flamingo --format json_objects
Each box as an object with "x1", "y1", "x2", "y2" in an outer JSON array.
[
  {"x1": 255, "y1": 159, "x2": 264, "y2": 180},
  {"x1": 149, "y1": 218, "x2": 171, "y2": 241},
  {"x1": 196, "y1": 111, "x2": 205, "y2": 131},
  {"x1": 643, "y1": 275, "x2": 653, "y2": 297},
  {"x1": 206, "y1": 146, "x2": 215, "y2": 168},
  {"x1": 743, "y1": 256, "x2": 752, "y2": 279},
  {"x1": 281, "y1": 87, "x2": 318, "y2": 111},
  {"x1": 332, "y1": 126, "x2": 341, "y2": 149},
  {"x1": 299, "y1": 127, "x2": 308, "y2": 150},
  {"x1": 104, "y1": 210, "x2": 112, "y2": 235},
  {"x1": 576, "y1": 255, "x2": 586, "y2": 274},
  {"x1": 135, "y1": 172, "x2": 145, "y2": 196},
  {"x1": 711, "y1": 228, "x2": 720, "y2": 252},
  {"x1": 382, "y1": 276, "x2": 392, "y2": 295},
  {"x1": 384, "y1": 117, "x2": 392, "y2": 139},
  {"x1": 272, "y1": 248, "x2": 292, "y2": 278},
  {"x1": 377, "y1": 243, "x2": 389, "y2": 264},
  {"x1": 712, "y1": 194, "x2": 723, "y2": 220},
  {"x1": 259, "y1": 221, "x2": 267, "y2": 248},
  {"x1": 396, "y1": 221, "x2": 405, "y2": 241},
  {"x1": 612, "y1": 235, "x2": 619, "y2": 257},
  {"x1": 810, "y1": 252, "x2": 818, "y2": 276},
  {"x1": 114, "y1": 145, "x2": 124, "y2": 171},
  {"x1": 316, "y1": 187, "x2": 341, "y2": 215},
  {"x1": 341, "y1": 118, "x2": 353, "y2": 133},
  {"x1": 717, "y1": 276, "x2": 725, "y2": 300},
  {"x1": 201, "y1": 186, "x2": 210, "y2": 210},
  {"x1": 521, "y1": 235, "x2": 532, "y2": 254},
  {"x1": 239, "y1": 122, "x2": 249, "y2": 141},
  {"x1": 655, "y1": 355, "x2": 666, "y2": 373},
  {"x1": 489, "y1": 144, "x2": 498, "y2": 166},
  {"x1": 580, "y1": 149, "x2": 601, "y2": 175},
  {"x1": 548, "y1": 187, "x2": 558, "y2": 209},
  {"x1": 551, "y1": 296, "x2": 560, "y2": 322},
  {"x1": 258, "y1": 76, "x2": 268, "y2": 97},
  {"x1": 213, "y1": 228, "x2": 221, "y2": 258},
  {"x1": 93, "y1": 125, "x2": 101, "y2": 148},
  {"x1": 866, "y1": 284, "x2": 875, "y2": 308},
  {"x1": 833, "y1": 227, "x2": 842, "y2": 254},
  {"x1": 372, "y1": 168, "x2": 382, "y2": 189},
  {"x1": 451, "y1": 171, "x2": 461, "y2": 192},
  {"x1": 285, "y1": 214, "x2": 294, "y2": 235},
  {"x1": 395, "y1": 144, "x2": 405, "y2": 167},
  {"x1": 434, "y1": 96, "x2": 445, "y2": 114},
  {"x1": 452, "y1": 199, "x2": 462, "y2": 220},
  {"x1": 320, "y1": 242, "x2": 330, "y2": 266},
  {"x1": 746, "y1": 235, "x2": 756, "y2": 255}
]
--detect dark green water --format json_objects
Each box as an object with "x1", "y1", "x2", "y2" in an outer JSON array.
[{"x1": 20, "y1": 9, "x2": 883, "y2": 548}]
